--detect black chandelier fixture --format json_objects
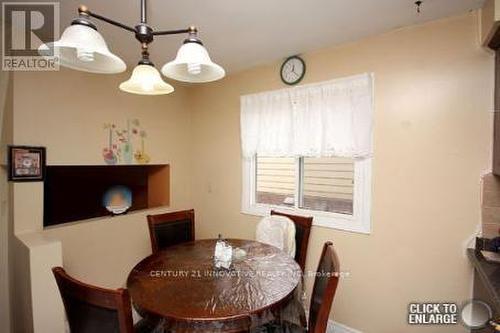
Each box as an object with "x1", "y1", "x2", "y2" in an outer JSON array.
[{"x1": 39, "y1": 0, "x2": 225, "y2": 95}]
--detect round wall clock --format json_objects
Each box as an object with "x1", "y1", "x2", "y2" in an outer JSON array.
[{"x1": 280, "y1": 55, "x2": 306, "y2": 85}]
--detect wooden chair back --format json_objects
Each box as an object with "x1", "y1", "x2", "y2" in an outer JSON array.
[
  {"x1": 147, "y1": 209, "x2": 195, "y2": 253},
  {"x1": 270, "y1": 210, "x2": 313, "y2": 271},
  {"x1": 52, "y1": 267, "x2": 134, "y2": 333},
  {"x1": 308, "y1": 242, "x2": 340, "y2": 333}
]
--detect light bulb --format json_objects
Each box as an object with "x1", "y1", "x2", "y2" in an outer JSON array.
[
  {"x1": 77, "y1": 48, "x2": 94, "y2": 62},
  {"x1": 187, "y1": 62, "x2": 201, "y2": 75}
]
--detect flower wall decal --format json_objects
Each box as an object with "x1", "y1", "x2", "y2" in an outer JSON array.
[
  {"x1": 134, "y1": 129, "x2": 150, "y2": 164},
  {"x1": 102, "y1": 119, "x2": 150, "y2": 164}
]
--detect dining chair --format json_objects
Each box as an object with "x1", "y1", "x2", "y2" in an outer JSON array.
[
  {"x1": 52, "y1": 267, "x2": 156, "y2": 333},
  {"x1": 307, "y1": 241, "x2": 340, "y2": 333},
  {"x1": 273, "y1": 241, "x2": 340, "y2": 333},
  {"x1": 147, "y1": 209, "x2": 195, "y2": 253},
  {"x1": 270, "y1": 210, "x2": 313, "y2": 271},
  {"x1": 256, "y1": 215, "x2": 296, "y2": 257}
]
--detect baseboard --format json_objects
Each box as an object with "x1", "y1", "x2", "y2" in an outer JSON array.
[{"x1": 327, "y1": 319, "x2": 362, "y2": 333}]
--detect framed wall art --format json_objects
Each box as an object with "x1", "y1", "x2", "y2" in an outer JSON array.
[{"x1": 8, "y1": 146, "x2": 46, "y2": 182}]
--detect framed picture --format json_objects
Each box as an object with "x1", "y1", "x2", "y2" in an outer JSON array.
[{"x1": 8, "y1": 146, "x2": 46, "y2": 182}]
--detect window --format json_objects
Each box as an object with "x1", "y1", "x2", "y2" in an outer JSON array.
[
  {"x1": 256, "y1": 157, "x2": 296, "y2": 207},
  {"x1": 240, "y1": 73, "x2": 373, "y2": 233},
  {"x1": 301, "y1": 157, "x2": 354, "y2": 214},
  {"x1": 256, "y1": 156, "x2": 354, "y2": 215},
  {"x1": 243, "y1": 155, "x2": 371, "y2": 233}
]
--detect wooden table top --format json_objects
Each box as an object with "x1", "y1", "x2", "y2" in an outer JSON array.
[{"x1": 127, "y1": 239, "x2": 302, "y2": 323}]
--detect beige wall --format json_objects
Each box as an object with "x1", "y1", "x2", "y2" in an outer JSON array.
[
  {"x1": 16, "y1": 232, "x2": 65, "y2": 333},
  {"x1": 0, "y1": 72, "x2": 13, "y2": 333},
  {"x1": 189, "y1": 12, "x2": 493, "y2": 332},
  {"x1": 7, "y1": 69, "x2": 196, "y2": 331},
  {"x1": 10, "y1": 237, "x2": 32, "y2": 332}
]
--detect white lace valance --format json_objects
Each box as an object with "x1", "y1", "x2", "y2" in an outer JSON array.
[{"x1": 240, "y1": 73, "x2": 373, "y2": 159}]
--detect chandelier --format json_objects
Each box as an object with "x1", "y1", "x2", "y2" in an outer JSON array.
[{"x1": 38, "y1": 0, "x2": 225, "y2": 95}]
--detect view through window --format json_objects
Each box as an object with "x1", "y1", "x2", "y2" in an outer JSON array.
[{"x1": 256, "y1": 156, "x2": 354, "y2": 215}]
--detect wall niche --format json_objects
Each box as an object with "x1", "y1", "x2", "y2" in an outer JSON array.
[{"x1": 43, "y1": 165, "x2": 169, "y2": 227}]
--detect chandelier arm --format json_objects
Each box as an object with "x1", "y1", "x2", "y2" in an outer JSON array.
[
  {"x1": 79, "y1": 6, "x2": 136, "y2": 33},
  {"x1": 87, "y1": 11, "x2": 136, "y2": 33},
  {"x1": 152, "y1": 28, "x2": 192, "y2": 36}
]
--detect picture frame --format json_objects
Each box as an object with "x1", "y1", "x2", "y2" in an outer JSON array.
[{"x1": 8, "y1": 146, "x2": 46, "y2": 182}]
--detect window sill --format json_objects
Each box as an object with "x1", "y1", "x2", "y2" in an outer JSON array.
[{"x1": 242, "y1": 204, "x2": 371, "y2": 234}]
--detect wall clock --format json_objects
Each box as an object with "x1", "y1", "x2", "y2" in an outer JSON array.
[{"x1": 280, "y1": 55, "x2": 306, "y2": 85}]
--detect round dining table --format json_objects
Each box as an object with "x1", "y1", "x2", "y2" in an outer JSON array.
[{"x1": 127, "y1": 239, "x2": 304, "y2": 332}]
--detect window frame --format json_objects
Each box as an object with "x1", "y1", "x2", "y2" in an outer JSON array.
[{"x1": 241, "y1": 155, "x2": 372, "y2": 234}]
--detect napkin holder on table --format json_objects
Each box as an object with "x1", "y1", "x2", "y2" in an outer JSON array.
[{"x1": 214, "y1": 238, "x2": 233, "y2": 269}]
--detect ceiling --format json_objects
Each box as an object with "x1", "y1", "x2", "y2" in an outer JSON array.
[{"x1": 54, "y1": 0, "x2": 484, "y2": 74}]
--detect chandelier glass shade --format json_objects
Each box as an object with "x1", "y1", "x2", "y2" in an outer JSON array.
[
  {"x1": 38, "y1": 24, "x2": 126, "y2": 74},
  {"x1": 161, "y1": 41, "x2": 225, "y2": 83},
  {"x1": 119, "y1": 64, "x2": 174, "y2": 95}
]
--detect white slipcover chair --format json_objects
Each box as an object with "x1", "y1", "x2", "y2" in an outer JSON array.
[{"x1": 256, "y1": 215, "x2": 296, "y2": 257}]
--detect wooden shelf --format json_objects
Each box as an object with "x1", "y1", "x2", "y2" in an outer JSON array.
[{"x1": 43, "y1": 165, "x2": 169, "y2": 227}]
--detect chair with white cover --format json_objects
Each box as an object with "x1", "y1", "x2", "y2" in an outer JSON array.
[{"x1": 256, "y1": 215, "x2": 296, "y2": 258}]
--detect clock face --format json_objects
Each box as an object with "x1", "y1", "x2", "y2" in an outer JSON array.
[{"x1": 280, "y1": 56, "x2": 305, "y2": 85}]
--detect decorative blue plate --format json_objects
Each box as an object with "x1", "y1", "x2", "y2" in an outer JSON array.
[{"x1": 103, "y1": 185, "x2": 132, "y2": 215}]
